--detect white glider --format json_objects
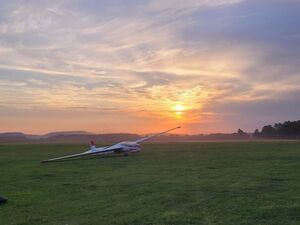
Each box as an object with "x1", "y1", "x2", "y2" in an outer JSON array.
[{"x1": 42, "y1": 126, "x2": 180, "y2": 162}]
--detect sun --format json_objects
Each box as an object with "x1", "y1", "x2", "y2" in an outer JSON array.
[
  {"x1": 175, "y1": 105, "x2": 185, "y2": 111},
  {"x1": 174, "y1": 105, "x2": 186, "y2": 116}
]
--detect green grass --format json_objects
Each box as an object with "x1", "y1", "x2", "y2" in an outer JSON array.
[{"x1": 0, "y1": 142, "x2": 299, "y2": 225}]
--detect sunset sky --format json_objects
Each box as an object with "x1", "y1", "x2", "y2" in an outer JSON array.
[{"x1": 0, "y1": 0, "x2": 299, "y2": 134}]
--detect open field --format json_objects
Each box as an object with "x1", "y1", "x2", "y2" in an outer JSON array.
[{"x1": 0, "y1": 142, "x2": 299, "y2": 225}]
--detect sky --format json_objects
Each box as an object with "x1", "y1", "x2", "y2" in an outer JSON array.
[{"x1": 0, "y1": 0, "x2": 300, "y2": 134}]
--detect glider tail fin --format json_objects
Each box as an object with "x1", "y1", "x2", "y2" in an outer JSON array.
[{"x1": 90, "y1": 140, "x2": 96, "y2": 151}]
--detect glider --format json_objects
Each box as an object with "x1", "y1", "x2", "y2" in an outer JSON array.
[{"x1": 42, "y1": 126, "x2": 180, "y2": 162}]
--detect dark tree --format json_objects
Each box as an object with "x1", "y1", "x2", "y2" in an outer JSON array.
[
  {"x1": 261, "y1": 125, "x2": 276, "y2": 137},
  {"x1": 253, "y1": 129, "x2": 260, "y2": 137},
  {"x1": 255, "y1": 120, "x2": 300, "y2": 139},
  {"x1": 237, "y1": 128, "x2": 246, "y2": 136}
]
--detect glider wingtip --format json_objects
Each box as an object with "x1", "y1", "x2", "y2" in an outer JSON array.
[{"x1": 41, "y1": 159, "x2": 50, "y2": 163}]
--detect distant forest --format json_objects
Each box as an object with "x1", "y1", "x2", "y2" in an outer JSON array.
[{"x1": 253, "y1": 120, "x2": 300, "y2": 139}]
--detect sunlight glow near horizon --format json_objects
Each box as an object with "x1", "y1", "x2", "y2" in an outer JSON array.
[
  {"x1": 174, "y1": 105, "x2": 185, "y2": 117},
  {"x1": 0, "y1": 0, "x2": 299, "y2": 134}
]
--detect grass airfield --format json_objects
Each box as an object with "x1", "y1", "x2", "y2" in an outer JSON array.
[{"x1": 0, "y1": 142, "x2": 299, "y2": 225}]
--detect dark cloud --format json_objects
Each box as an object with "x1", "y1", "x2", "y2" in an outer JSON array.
[
  {"x1": 208, "y1": 89, "x2": 300, "y2": 131},
  {"x1": 179, "y1": 0, "x2": 300, "y2": 82}
]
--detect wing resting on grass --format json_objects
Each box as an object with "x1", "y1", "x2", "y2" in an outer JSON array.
[{"x1": 41, "y1": 146, "x2": 123, "y2": 163}]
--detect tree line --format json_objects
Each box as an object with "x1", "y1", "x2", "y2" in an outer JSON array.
[{"x1": 253, "y1": 120, "x2": 300, "y2": 139}]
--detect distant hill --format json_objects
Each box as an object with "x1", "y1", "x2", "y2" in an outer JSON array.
[
  {"x1": 42, "y1": 131, "x2": 93, "y2": 138},
  {"x1": 0, "y1": 131, "x2": 142, "y2": 144},
  {"x1": 0, "y1": 130, "x2": 253, "y2": 144},
  {"x1": 0, "y1": 132, "x2": 27, "y2": 142},
  {"x1": 1, "y1": 121, "x2": 299, "y2": 144},
  {"x1": 43, "y1": 133, "x2": 141, "y2": 144}
]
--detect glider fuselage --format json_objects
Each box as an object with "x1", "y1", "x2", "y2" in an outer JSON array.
[{"x1": 100, "y1": 141, "x2": 142, "y2": 154}]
